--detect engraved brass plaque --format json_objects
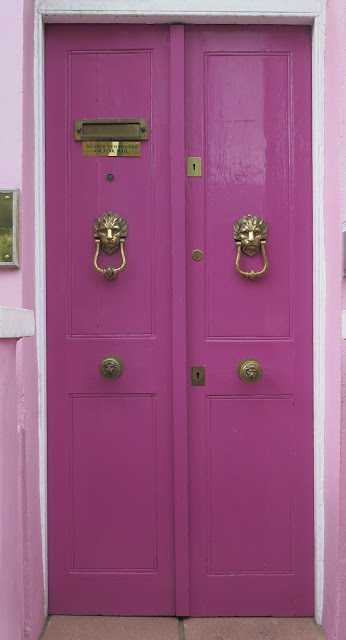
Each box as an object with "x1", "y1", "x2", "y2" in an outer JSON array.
[
  {"x1": 75, "y1": 119, "x2": 148, "y2": 141},
  {"x1": 0, "y1": 189, "x2": 19, "y2": 268},
  {"x1": 83, "y1": 141, "x2": 141, "y2": 157}
]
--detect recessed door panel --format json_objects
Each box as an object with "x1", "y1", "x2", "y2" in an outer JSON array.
[
  {"x1": 205, "y1": 52, "x2": 291, "y2": 338},
  {"x1": 206, "y1": 396, "x2": 293, "y2": 574},
  {"x1": 69, "y1": 50, "x2": 155, "y2": 337},
  {"x1": 71, "y1": 395, "x2": 158, "y2": 571}
]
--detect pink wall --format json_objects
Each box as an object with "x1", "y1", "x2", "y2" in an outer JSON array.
[
  {"x1": 0, "y1": 1, "x2": 45, "y2": 639},
  {"x1": 0, "y1": 340, "x2": 24, "y2": 640},
  {"x1": 337, "y1": 0, "x2": 346, "y2": 633},
  {"x1": 1, "y1": 2, "x2": 346, "y2": 639}
]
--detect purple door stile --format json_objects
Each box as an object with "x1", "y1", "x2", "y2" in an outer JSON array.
[{"x1": 170, "y1": 25, "x2": 190, "y2": 617}]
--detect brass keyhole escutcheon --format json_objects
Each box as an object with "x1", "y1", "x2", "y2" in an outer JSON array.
[
  {"x1": 237, "y1": 358, "x2": 263, "y2": 384},
  {"x1": 99, "y1": 355, "x2": 124, "y2": 379}
]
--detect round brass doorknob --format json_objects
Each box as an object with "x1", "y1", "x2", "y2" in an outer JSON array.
[
  {"x1": 237, "y1": 358, "x2": 263, "y2": 383},
  {"x1": 99, "y1": 355, "x2": 124, "y2": 379}
]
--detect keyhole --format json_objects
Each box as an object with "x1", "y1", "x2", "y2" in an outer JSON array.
[
  {"x1": 196, "y1": 371, "x2": 200, "y2": 380},
  {"x1": 193, "y1": 163, "x2": 196, "y2": 171}
]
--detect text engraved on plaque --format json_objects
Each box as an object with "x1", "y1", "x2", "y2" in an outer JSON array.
[{"x1": 82, "y1": 141, "x2": 141, "y2": 157}]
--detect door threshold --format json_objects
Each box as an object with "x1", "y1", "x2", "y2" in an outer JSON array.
[{"x1": 42, "y1": 615, "x2": 325, "y2": 640}]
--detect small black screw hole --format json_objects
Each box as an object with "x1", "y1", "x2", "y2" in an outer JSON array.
[{"x1": 107, "y1": 173, "x2": 115, "y2": 181}]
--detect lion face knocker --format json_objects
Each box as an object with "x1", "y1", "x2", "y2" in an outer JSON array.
[
  {"x1": 94, "y1": 212, "x2": 128, "y2": 255},
  {"x1": 233, "y1": 214, "x2": 268, "y2": 257},
  {"x1": 233, "y1": 214, "x2": 269, "y2": 280},
  {"x1": 93, "y1": 212, "x2": 128, "y2": 280}
]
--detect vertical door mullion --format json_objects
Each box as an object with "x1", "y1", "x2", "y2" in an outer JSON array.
[{"x1": 170, "y1": 24, "x2": 190, "y2": 616}]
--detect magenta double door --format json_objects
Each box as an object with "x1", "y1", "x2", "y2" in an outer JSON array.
[{"x1": 46, "y1": 24, "x2": 313, "y2": 617}]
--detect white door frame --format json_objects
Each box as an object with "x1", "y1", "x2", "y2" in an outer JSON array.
[{"x1": 35, "y1": 0, "x2": 326, "y2": 622}]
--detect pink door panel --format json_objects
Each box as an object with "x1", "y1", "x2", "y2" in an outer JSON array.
[
  {"x1": 46, "y1": 25, "x2": 175, "y2": 615},
  {"x1": 70, "y1": 49, "x2": 155, "y2": 338},
  {"x1": 185, "y1": 25, "x2": 313, "y2": 616},
  {"x1": 71, "y1": 396, "x2": 158, "y2": 572},
  {"x1": 206, "y1": 397, "x2": 294, "y2": 574}
]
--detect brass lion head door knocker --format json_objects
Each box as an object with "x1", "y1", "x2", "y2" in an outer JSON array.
[
  {"x1": 93, "y1": 212, "x2": 128, "y2": 280},
  {"x1": 233, "y1": 214, "x2": 268, "y2": 280}
]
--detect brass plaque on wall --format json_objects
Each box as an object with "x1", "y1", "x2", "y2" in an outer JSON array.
[
  {"x1": 83, "y1": 141, "x2": 141, "y2": 157},
  {"x1": 75, "y1": 119, "x2": 148, "y2": 141},
  {"x1": 0, "y1": 189, "x2": 19, "y2": 268}
]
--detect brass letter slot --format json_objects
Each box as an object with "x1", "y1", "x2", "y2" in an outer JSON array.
[
  {"x1": 75, "y1": 119, "x2": 148, "y2": 141},
  {"x1": 191, "y1": 366, "x2": 205, "y2": 386}
]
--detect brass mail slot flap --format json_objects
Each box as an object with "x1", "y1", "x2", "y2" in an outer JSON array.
[{"x1": 75, "y1": 119, "x2": 148, "y2": 141}]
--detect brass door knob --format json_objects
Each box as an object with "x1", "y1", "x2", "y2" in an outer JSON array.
[
  {"x1": 237, "y1": 358, "x2": 263, "y2": 383},
  {"x1": 99, "y1": 355, "x2": 124, "y2": 379}
]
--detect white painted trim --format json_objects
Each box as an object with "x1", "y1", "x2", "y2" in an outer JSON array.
[
  {"x1": 38, "y1": 0, "x2": 321, "y2": 20},
  {"x1": 34, "y1": 7, "x2": 48, "y2": 615},
  {"x1": 35, "y1": 0, "x2": 325, "y2": 624},
  {"x1": 0, "y1": 307, "x2": 35, "y2": 338},
  {"x1": 311, "y1": 10, "x2": 325, "y2": 625}
]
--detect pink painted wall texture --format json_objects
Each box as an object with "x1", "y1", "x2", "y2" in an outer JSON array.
[
  {"x1": 338, "y1": 5, "x2": 346, "y2": 640},
  {"x1": 0, "y1": 1, "x2": 45, "y2": 639},
  {"x1": 0, "y1": 340, "x2": 24, "y2": 640}
]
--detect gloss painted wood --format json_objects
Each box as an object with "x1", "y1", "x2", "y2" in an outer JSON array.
[
  {"x1": 185, "y1": 25, "x2": 313, "y2": 616},
  {"x1": 169, "y1": 25, "x2": 190, "y2": 616},
  {"x1": 46, "y1": 24, "x2": 175, "y2": 615},
  {"x1": 46, "y1": 24, "x2": 313, "y2": 618}
]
